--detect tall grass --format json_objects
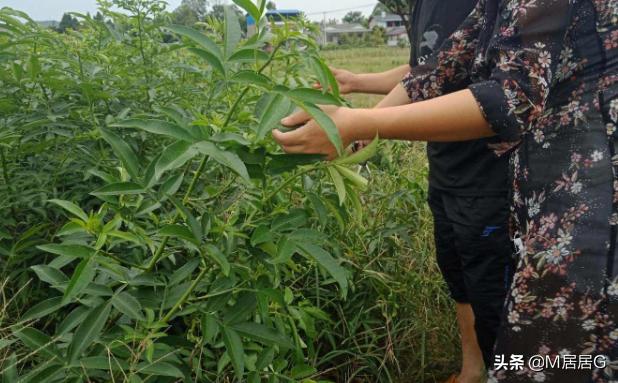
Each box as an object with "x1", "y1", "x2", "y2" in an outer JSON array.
[{"x1": 321, "y1": 48, "x2": 460, "y2": 381}]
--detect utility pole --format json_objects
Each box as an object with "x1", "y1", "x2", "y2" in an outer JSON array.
[{"x1": 322, "y1": 11, "x2": 327, "y2": 46}]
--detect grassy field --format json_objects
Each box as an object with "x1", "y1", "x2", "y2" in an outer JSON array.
[
  {"x1": 323, "y1": 47, "x2": 410, "y2": 108},
  {"x1": 321, "y1": 47, "x2": 461, "y2": 382}
]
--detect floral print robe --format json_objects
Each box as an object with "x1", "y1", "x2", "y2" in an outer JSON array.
[{"x1": 402, "y1": 0, "x2": 618, "y2": 381}]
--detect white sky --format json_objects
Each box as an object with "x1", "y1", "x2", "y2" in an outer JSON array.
[{"x1": 0, "y1": 0, "x2": 378, "y2": 22}]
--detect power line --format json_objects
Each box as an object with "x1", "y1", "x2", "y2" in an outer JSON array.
[{"x1": 305, "y1": 3, "x2": 377, "y2": 16}]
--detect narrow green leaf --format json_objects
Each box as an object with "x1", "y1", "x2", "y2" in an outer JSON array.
[
  {"x1": 17, "y1": 362, "x2": 63, "y2": 383},
  {"x1": 287, "y1": 88, "x2": 341, "y2": 106},
  {"x1": 291, "y1": 364, "x2": 317, "y2": 379},
  {"x1": 137, "y1": 361, "x2": 184, "y2": 378},
  {"x1": 309, "y1": 55, "x2": 340, "y2": 97},
  {"x1": 187, "y1": 48, "x2": 226, "y2": 75},
  {"x1": 0, "y1": 338, "x2": 16, "y2": 351},
  {"x1": 257, "y1": 94, "x2": 291, "y2": 140},
  {"x1": 232, "y1": 0, "x2": 261, "y2": 23},
  {"x1": 194, "y1": 141, "x2": 250, "y2": 182},
  {"x1": 31, "y1": 265, "x2": 67, "y2": 286},
  {"x1": 205, "y1": 245, "x2": 230, "y2": 276},
  {"x1": 78, "y1": 356, "x2": 129, "y2": 371},
  {"x1": 67, "y1": 301, "x2": 112, "y2": 363},
  {"x1": 1, "y1": 353, "x2": 17, "y2": 383},
  {"x1": 14, "y1": 328, "x2": 60, "y2": 359},
  {"x1": 230, "y1": 322, "x2": 294, "y2": 348},
  {"x1": 63, "y1": 257, "x2": 96, "y2": 304},
  {"x1": 155, "y1": 141, "x2": 199, "y2": 181},
  {"x1": 112, "y1": 291, "x2": 145, "y2": 321},
  {"x1": 91, "y1": 182, "x2": 144, "y2": 197},
  {"x1": 269, "y1": 235, "x2": 296, "y2": 264},
  {"x1": 169, "y1": 258, "x2": 200, "y2": 286},
  {"x1": 159, "y1": 173, "x2": 184, "y2": 197},
  {"x1": 38, "y1": 244, "x2": 94, "y2": 259},
  {"x1": 48, "y1": 199, "x2": 88, "y2": 221},
  {"x1": 21, "y1": 297, "x2": 65, "y2": 321},
  {"x1": 327, "y1": 167, "x2": 346, "y2": 206},
  {"x1": 223, "y1": 292, "x2": 257, "y2": 324},
  {"x1": 100, "y1": 127, "x2": 140, "y2": 181},
  {"x1": 201, "y1": 313, "x2": 219, "y2": 344},
  {"x1": 334, "y1": 136, "x2": 379, "y2": 165},
  {"x1": 266, "y1": 153, "x2": 324, "y2": 175},
  {"x1": 334, "y1": 165, "x2": 368, "y2": 190},
  {"x1": 222, "y1": 326, "x2": 244, "y2": 380},
  {"x1": 159, "y1": 224, "x2": 199, "y2": 245},
  {"x1": 168, "y1": 196, "x2": 202, "y2": 244},
  {"x1": 297, "y1": 242, "x2": 349, "y2": 299},
  {"x1": 57, "y1": 306, "x2": 89, "y2": 335},
  {"x1": 231, "y1": 71, "x2": 271, "y2": 88},
  {"x1": 224, "y1": 6, "x2": 241, "y2": 59},
  {"x1": 301, "y1": 104, "x2": 344, "y2": 156},
  {"x1": 111, "y1": 119, "x2": 195, "y2": 142},
  {"x1": 250, "y1": 225, "x2": 271, "y2": 247},
  {"x1": 228, "y1": 48, "x2": 269, "y2": 63},
  {"x1": 167, "y1": 25, "x2": 222, "y2": 59}
]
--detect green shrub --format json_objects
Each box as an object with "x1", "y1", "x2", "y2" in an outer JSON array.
[{"x1": 0, "y1": 1, "x2": 456, "y2": 382}]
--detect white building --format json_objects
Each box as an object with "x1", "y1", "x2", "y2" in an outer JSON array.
[
  {"x1": 368, "y1": 12, "x2": 405, "y2": 30},
  {"x1": 321, "y1": 23, "x2": 371, "y2": 45},
  {"x1": 386, "y1": 26, "x2": 409, "y2": 46}
]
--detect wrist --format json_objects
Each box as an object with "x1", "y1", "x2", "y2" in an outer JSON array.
[
  {"x1": 351, "y1": 73, "x2": 368, "y2": 93},
  {"x1": 341, "y1": 108, "x2": 377, "y2": 142}
]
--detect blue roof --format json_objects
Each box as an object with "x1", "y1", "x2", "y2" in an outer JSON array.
[{"x1": 247, "y1": 9, "x2": 302, "y2": 26}]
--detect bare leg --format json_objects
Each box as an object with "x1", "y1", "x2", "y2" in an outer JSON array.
[{"x1": 455, "y1": 303, "x2": 485, "y2": 383}]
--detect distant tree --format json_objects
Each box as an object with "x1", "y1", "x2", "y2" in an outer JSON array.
[
  {"x1": 57, "y1": 13, "x2": 79, "y2": 33},
  {"x1": 266, "y1": 1, "x2": 277, "y2": 10},
  {"x1": 369, "y1": 26, "x2": 387, "y2": 45},
  {"x1": 375, "y1": 0, "x2": 416, "y2": 38},
  {"x1": 181, "y1": 0, "x2": 209, "y2": 20},
  {"x1": 209, "y1": 5, "x2": 247, "y2": 33},
  {"x1": 94, "y1": 11, "x2": 105, "y2": 23},
  {"x1": 173, "y1": 4, "x2": 199, "y2": 26},
  {"x1": 342, "y1": 11, "x2": 366, "y2": 24},
  {"x1": 210, "y1": 4, "x2": 225, "y2": 20}
]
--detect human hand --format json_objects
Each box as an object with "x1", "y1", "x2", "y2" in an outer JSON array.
[
  {"x1": 272, "y1": 106, "x2": 356, "y2": 160},
  {"x1": 313, "y1": 67, "x2": 358, "y2": 95}
]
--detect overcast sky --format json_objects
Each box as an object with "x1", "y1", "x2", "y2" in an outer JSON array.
[{"x1": 0, "y1": 0, "x2": 378, "y2": 22}]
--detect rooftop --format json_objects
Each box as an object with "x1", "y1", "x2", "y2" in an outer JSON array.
[
  {"x1": 386, "y1": 26, "x2": 407, "y2": 36},
  {"x1": 323, "y1": 23, "x2": 370, "y2": 34},
  {"x1": 369, "y1": 13, "x2": 404, "y2": 23}
]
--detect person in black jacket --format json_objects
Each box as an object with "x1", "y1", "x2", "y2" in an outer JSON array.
[{"x1": 317, "y1": 2, "x2": 513, "y2": 382}]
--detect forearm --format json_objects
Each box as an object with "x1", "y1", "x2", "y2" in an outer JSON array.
[
  {"x1": 352, "y1": 89, "x2": 495, "y2": 142},
  {"x1": 353, "y1": 64, "x2": 411, "y2": 95},
  {"x1": 374, "y1": 83, "x2": 411, "y2": 108}
]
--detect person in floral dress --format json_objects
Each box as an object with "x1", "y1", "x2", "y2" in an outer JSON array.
[{"x1": 273, "y1": 0, "x2": 618, "y2": 381}]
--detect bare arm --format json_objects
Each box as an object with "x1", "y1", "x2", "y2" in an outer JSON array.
[
  {"x1": 273, "y1": 89, "x2": 494, "y2": 160},
  {"x1": 374, "y1": 83, "x2": 411, "y2": 108},
  {"x1": 356, "y1": 89, "x2": 493, "y2": 142},
  {"x1": 324, "y1": 65, "x2": 411, "y2": 95},
  {"x1": 352, "y1": 64, "x2": 412, "y2": 95}
]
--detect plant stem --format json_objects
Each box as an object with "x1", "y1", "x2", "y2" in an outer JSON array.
[
  {"x1": 0, "y1": 148, "x2": 17, "y2": 222},
  {"x1": 160, "y1": 266, "x2": 208, "y2": 323},
  {"x1": 144, "y1": 156, "x2": 208, "y2": 271},
  {"x1": 222, "y1": 42, "x2": 283, "y2": 128},
  {"x1": 263, "y1": 166, "x2": 318, "y2": 202},
  {"x1": 145, "y1": 42, "x2": 284, "y2": 270}
]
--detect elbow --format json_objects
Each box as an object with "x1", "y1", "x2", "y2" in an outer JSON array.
[{"x1": 468, "y1": 81, "x2": 524, "y2": 142}]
